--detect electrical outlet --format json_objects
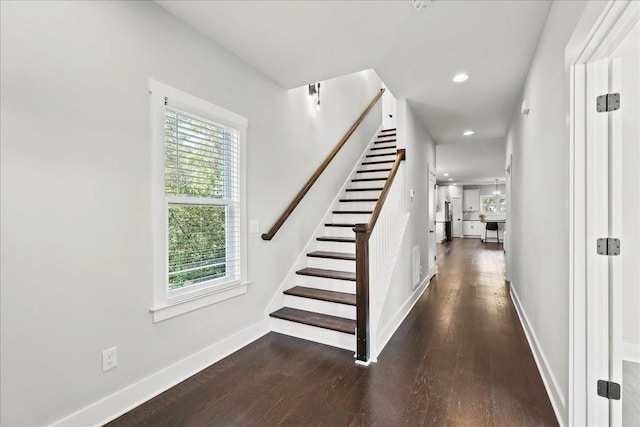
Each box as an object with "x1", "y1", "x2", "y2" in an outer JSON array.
[{"x1": 102, "y1": 347, "x2": 117, "y2": 372}]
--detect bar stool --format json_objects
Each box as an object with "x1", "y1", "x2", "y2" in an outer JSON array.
[{"x1": 486, "y1": 222, "x2": 499, "y2": 243}]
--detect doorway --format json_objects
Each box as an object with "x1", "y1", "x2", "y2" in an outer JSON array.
[
  {"x1": 428, "y1": 168, "x2": 437, "y2": 276},
  {"x1": 381, "y1": 84, "x2": 397, "y2": 130},
  {"x1": 568, "y1": 2, "x2": 639, "y2": 425},
  {"x1": 451, "y1": 198, "x2": 462, "y2": 238}
]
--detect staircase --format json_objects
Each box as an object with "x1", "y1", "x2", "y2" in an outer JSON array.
[{"x1": 269, "y1": 128, "x2": 397, "y2": 350}]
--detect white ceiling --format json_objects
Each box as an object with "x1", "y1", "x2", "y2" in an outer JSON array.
[
  {"x1": 156, "y1": 0, "x2": 551, "y2": 183},
  {"x1": 435, "y1": 138, "x2": 506, "y2": 186}
]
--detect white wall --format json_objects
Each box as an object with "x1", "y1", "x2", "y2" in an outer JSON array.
[
  {"x1": 504, "y1": 1, "x2": 588, "y2": 424},
  {"x1": 0, "y1": 2, "x2": 382, "y2": 425},
  {"x1": 376, "y1": 99, "x2": 436, "y2": 348}
]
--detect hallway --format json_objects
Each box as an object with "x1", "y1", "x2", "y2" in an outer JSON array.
[{"x1": 108, "y1": 239, "x2": 557, "y2": 426}]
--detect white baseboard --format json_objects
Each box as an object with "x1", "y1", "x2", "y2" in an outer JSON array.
[
  {"x1": 374, "y1": 272, "x2": 433, "y2": 360},
  {"x1": 510, "y1": 286, "x2": 566, "y2": 427},
  {"x1": 50, "y1": 319, "x2": 270, "y2": 427}
]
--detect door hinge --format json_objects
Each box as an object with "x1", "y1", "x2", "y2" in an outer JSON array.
[
  {"x1": 597, "y1": 380, "x2": 621, "y2": 400},
  {"x1": 597, "y1": 238, "x2": 620, "y2": 255},
  {"x1": 596, "y1": 93, "x2": 620, "y2": 112}
]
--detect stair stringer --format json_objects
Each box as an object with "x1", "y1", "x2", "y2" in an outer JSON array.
[{"x1": 265, "y1": 127, "x2": 383, "y2": 350}]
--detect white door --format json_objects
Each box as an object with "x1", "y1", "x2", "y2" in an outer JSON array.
[
  {"x1": 608, "y1": 19, "x2": 640, "y2": 427},
  {"x1": 584, "y1": 17, "x2": 639, "y2": 427},
  {"x1": 451, "y1": 198, "x2": 462, "y2": 238},
  {"x1": 428, "y1": 169, "x2": 437, "y2": 275}
]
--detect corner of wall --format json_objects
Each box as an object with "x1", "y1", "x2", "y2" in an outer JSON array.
[{"x1": 510, "y1": 285, "x2": 567, "y2": 427}]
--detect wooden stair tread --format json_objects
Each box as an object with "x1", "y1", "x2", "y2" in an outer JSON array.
[
  {"x1": 332, "y1": 210, "x2": 373, "y2": 214},
  {"x1": 352, "y1": 177, "x2": 387, "y2": 182},
  {"x1": 296, "y1": 267, "x2": 356, "y2": 281},
  {"x1": 316, "y1": 236, "x2": 355, "y2": 243},
  {"x1": 324, "y1": 223, "x2": 356, "y2": 227},
  {"x1": 270, "y1": 307, "x2": 355, "y2": 334},
  {"x1": 307, "y1": 250, "x2": 356, "y2": 261},
  {"x1": 381, "y1": 128, "x2": 396, "y2": 132},
  {"x1": 370, "y1": 145, "x2": 397, "y2": 151},
  {"x1": 345, "y1": 187, "x2": 383, "y2": 192},
  {"x1": 366, "y1": 152, "x2": 396, "y2": 158},
  {"x1": 374, "y1": 139, "x2": 397, "y2": 143},
  {"x1": 284, "y1": 286, "x2": 356, "y2": 306},
  {"x1": 357, "y1": 168, "x2": 392, "y2": 173},
  {"x1": 362, "y1": 160, "x2": 395, "y2": 165},
  {"x1": 339, "y1": 198, "x2": 378, "y2": 202}
]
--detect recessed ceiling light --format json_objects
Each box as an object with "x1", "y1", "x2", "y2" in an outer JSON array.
[
  {"x1": 453, "y1": 73, "x2": 469, "y2": 83},
  {"x1": 443, "y1": 173, "x2": 449, "y2": 176},
  {"x1": 452, "y1": 183, "x2": 457, "y2": 186},
  {"x1": 448, "y1": 178, "x2": 453, "y2": 181},
  {"x1": 463, "y1": 130, "x2": 474, "y2": 136}
]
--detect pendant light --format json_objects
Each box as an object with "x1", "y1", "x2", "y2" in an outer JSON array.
[{"x1": 492, "y1": 179, "x2": 501, "y2": 196}]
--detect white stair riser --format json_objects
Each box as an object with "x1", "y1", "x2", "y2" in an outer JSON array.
[
  {"x1": 367, "y1": 148, "x2": 398, "y2": 159},
  {"x1": 283, "y1": 295, "x2": 356, "y2": 319},
  {"x1": 294, "y1": 275, "x2": 356, "y2": 293},
  {"x1": 338, "y1": 201, "x2": 377, "y2": 211},
  {"x1": 270, "y1": 318, "x2": 355, "y2": 351},
  {"x1": 342, "y1": 190, "x2": 382, "y2": 199},
  {"x1": 367, "y1": 152, "x2": 397, "y2": 159},
  {"x1": 369, "y1": 147, "x2": 397, "y2": 154},
  {"x1": 306, "y1": 256, "x2": 355, "y2": 272},
  {"x1": 354, "y1": 171, "x2": 389, "y2": 180},
  {"x1": 322, "y1": 226, "x2": 355, "y2": 238},
  {"x1": 359, "y1": 163, "x2": 394, "y2": 171},
  {"x1": 331, "y1": 213, "x2": 371, "y2": 224},
  {"x1": 316, "y1": 240, "x2": 356, "y2": 253},
  {"x1": 350, "y1": 180, "x2": 387, "y2": 189},
  {"x1": 360, "y1": 158, "x2": 396, "y2": 169}
]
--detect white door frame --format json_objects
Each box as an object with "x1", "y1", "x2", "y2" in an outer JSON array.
[
  {"x1": 428, "y1": 165, "x2": 437, "y2": 276},
  {"x1": 567, "y1": 1, "x2": 639, "y2": 425},
  {"x1": 505, "y1": 154, "x2": 512, "y2": 282}
]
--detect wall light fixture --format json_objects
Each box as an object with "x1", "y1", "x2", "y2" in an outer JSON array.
[{"x1": 308, "y1": 82, "x2": 321, "y2": 111}]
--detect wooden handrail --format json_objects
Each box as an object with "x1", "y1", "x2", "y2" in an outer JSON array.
[
  {"x1": 261, "y1": 88, "x2": 385, "y2": 241},
  {"x1": 354, "y1": 148, "x2": 406, "y2": 363}
]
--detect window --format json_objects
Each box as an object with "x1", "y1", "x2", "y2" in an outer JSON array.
[
  {"x1": 149, "y1": 80, "x2": 247, "y2": 322},
  {"x1": 480, "y1": 195, "x2": 506, "y2": 214}
]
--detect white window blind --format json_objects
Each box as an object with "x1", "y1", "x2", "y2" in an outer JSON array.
[{"x1": 164, "y1": 106, "x2": 240, "y2": 291}]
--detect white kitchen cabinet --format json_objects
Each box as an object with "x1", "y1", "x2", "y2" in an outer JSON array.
[
  {"x1": 449, "y1": 185, "x2": 462, "y2": 199},
  {"x1": 463, "y1": 189, "x2": 480, "y2": 211},
  {"x1": 462, "y1": 220, "x2": 481, "y2": 237}
]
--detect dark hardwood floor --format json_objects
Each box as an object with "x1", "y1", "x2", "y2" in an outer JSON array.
[{"x1": 107, "y1": 238, "x2": 557, "y2": 426}]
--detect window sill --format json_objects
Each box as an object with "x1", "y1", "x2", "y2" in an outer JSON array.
[{"x1": 150, "y1": 281, "x2": 250, "y2": 323}]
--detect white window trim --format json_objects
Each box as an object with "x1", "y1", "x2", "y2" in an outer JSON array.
[{"x1": 148, "y1": 79, "x2": 249, "y2": 323}]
